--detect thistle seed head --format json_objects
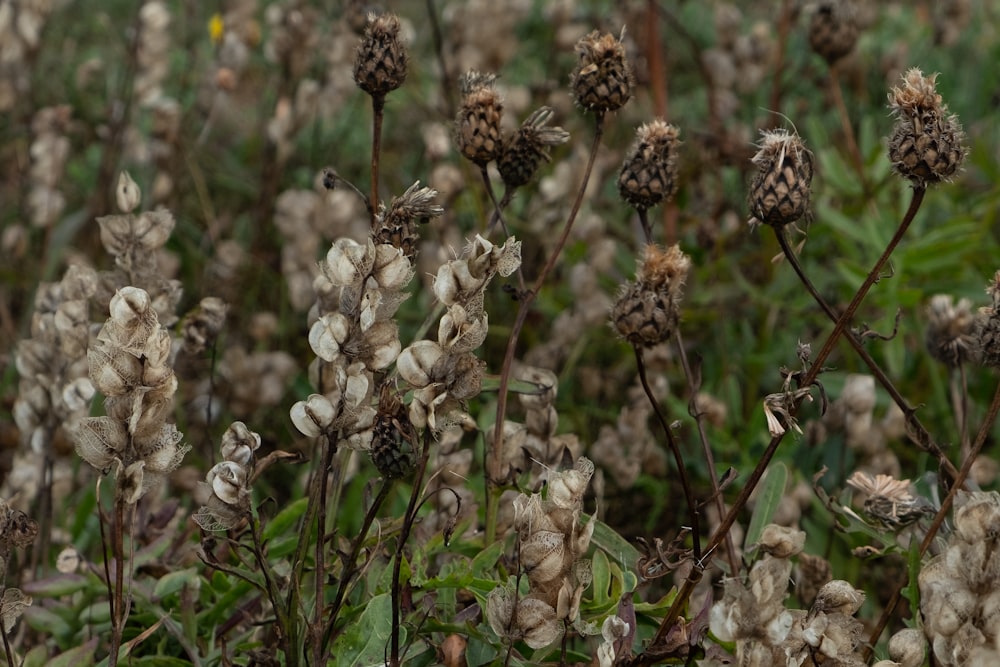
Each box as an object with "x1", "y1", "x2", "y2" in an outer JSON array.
[
  {"x1": 887, "y1": 68, "x2": 966, "y2": 186},
  {"x1": 570, "y1": 29, "x2": 633, "y2": 114},
  {"x1": 925, "y1": 294, "x2": 976, "y2": 367},
  {"x1": 353, "y1": 13, "x2": 408, "y2": 98},
  {"x1": 747, "y1": 129, "x2": 813, "y2": 228},
  {"x1": 618, "y1": 120, "x2": 681, "y2": 211},
  {"x1": 498, "y1": 107, "x2": 569, "y2": 190},
  {"x1": 612, "y1": 244, "x2": 691, "y2": 346},
  {"x1": 455, "y1": 71, "x2": 503, "y2": 166},
  {"x1": 808, "y1": 0, "x2": 859, "y2": 65}
]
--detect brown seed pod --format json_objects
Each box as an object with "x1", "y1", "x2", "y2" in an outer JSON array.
[
  {"x1": 570, "y1": 29, "x2": 633, "y2": 114},
  {"x1": 353, "y1": 13, "x2": 408, "y2": 98},
  {"x1": 455, "y1": 71, "x2": 504, "y2": 167},
  {"x1": 618, "y1": 120, "x2": 681, "y2": 211},
  {"x1": 809, "y1": 0, "x2": 859, "y2": 65},
  {"x1": 747, "y1": 129, "x2": 813, "y2": 228}
]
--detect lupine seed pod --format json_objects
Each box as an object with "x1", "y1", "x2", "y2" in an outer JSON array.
[
  {"x1": 498, "y1": 107, "x2": 570, "y2": 190},
  {"x1": 747, "y1": 129, "x2": 813, "y2": 228},
  {"x1": 612, "y1": 244, "x2": 691, "y2": 346},
  {"x1": 353, "y1": 13, "x2": 408, "y2": 98},
  {"x1": 455, "y1": 71, "x2": 503, "y2": 166},
  {"x1": 887, "y1": 68, "x2": 966, "y2": 186},
  {"x1": 618, "y1": 120, "x2": 681, "y2": 211},
  {"x1": 571, "y1": 29, "x2": 633, "y2": 114},
  {"x1": 808, "y1": 0, "x2": 858, "y2": 65}
]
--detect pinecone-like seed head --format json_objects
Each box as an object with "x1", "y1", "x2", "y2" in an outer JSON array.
[
  {"x1": 353, "y1": 13, "x2": 408, "y2": 98},
  {"x1": 618, "y1": 120, "x2": 681, "y2": 211},
  {"x1": 498, "y1": 107, "x2": 570, "y2": 190},
  {"x1": 455, "y1": 71, "x2": 504, "y2": 167},
  {"x1": 376, "y1": 182, "x2": 444, "y2": 258},
  {"x1": 747, "y1": 129, "x2": 813, "y2": 228},
  {"x1": 925, "y1": 294, "x2": 976, "y2": 367},
  {"x1": 975, "y1": 271, "x2": 1000, "y2": 368},
  {"x1": 370, "y1": 387, "x2": 416, "y2": 479},
  {"x1": 612, "y1": 244, "x2": 691, "y2": 346},
  {"x1": 571, "y1": 29, "x2": 633, "y2": 114},
  {"x1": 808, "y1": 0, "x2": 858, "y2": 65},
  {"x1": 887, "y1": 68, "x2": 967, "y2": 186}
]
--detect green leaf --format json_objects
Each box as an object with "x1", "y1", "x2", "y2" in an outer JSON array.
[
  {"x1": 589, "y1": 516, "x2": 641, "y2": 572},
  {"x1": 45, "y1": 639, "x2": 97, "y2": 667},
  {"x1": 470, "y1": 539, "x2": 503, "y2": 577},
  {"x1": 744, "y1": 461, "x2": 788, "y2": 553},
  {"x1": 23, "y1": 573, "x2": 92, "y2": 598},
  {"x1": 262, "y1": 496, "x2": 309, "y2": 541},
  {"x1": 590, "y1": 549, "x2": 611, "y2": 608},
  {"x1": 330, "y1": 592, "x2": 400, "y2": 666},
  {"x1": 22, "y1": 645, "x2": 54, "y2": 667},
  {"x1": 153, "y1": 567, "x2": 201, "y2": 601},
  {"x1": 23, "y1": 605, "x2": 73, "y2": 638}
]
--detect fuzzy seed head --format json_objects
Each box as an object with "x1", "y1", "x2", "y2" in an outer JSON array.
[
  {"x1": 808, "y1": 0, "x2": 858, "y2": 65},
  {"x1": 455, "y1": 71, "x2": 504, "y2": 166},
  {"x1": 748, "y1": 129, "x2": 813, "y2": 227},
  {"x1": 571, "y1": 29, "x2": 633, "y2": 114},
  {"x1": 618, "y1": 120, "x2": 681, "y2": 210},
  {"x1": 353, "y1": 13, "x2": 408, "y2": 98},
  {"x1": 498, "y1": 107, "x2": 570, "y2": 190},
  {"x1": 887, "y1": 69, "x2": 966, "y2": 186},
  {"x1": 925, "y1": 294, "x2": 976, "y2": 367},
  {"x1": 612, "y1": 244, "x2": 691, "y2": 346}
]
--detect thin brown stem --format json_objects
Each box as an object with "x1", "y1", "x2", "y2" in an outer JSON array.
[
  {"x1": 309, "y1": 437, "x2": 337, "y2": 667},
  {"x1": 108, "y1": 496, "x2": 126, "y2": 667},
  {"x1": 370, "y1": 95, "x2": 386, "y2": 227},
  {"x1": 674, "y1": 331, "x2": 739, "y2": 576},
  {"x1": 774, "y1": 226, "x2": 961, "y2": 482},
  {"x1": 390, "y1": 431, "x2": 433, "y2": 667},
  {"x1": 863, "y1": 379, "x2": 1000, "y2": 659},
  {"x1": 323, "y1": 480, "x2": 393, "y2": 649},
  {"x1": 828, "y1": 63, "x2": 865, "y2": 181},
  {"x1": 486, "y1": 113, "x2": 606, "y2": 544}
]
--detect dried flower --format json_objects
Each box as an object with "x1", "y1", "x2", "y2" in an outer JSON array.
[
  {"x1": 809, "y1": 0, "x2": 858, "y2": 65},
  {"x1": 455, "y1": 71, "x2": 503, "y2": 167},
  {"x1": 618, "y1": 120, "x2": 681, "y2": 211},
  {"x1": 571, "y1": 29, "x2": 633, "y2": 114},
  {"x1": 887, "y1": 68, "x2": 966, "y2": 186},
  {"x1": 374, "y1": 181, "x2": 444, "y2": 258},
  {"x1": 498, "y1": 107, "x2": 570, "y2": 190},
  {"x1": 747, "y1": 129, "x2": 813, "y2": 228},
  {"x1": 925, "y1": 294, "x2": 976, "y2": 367},
  {"x1": 612, "y1": 244, "x2": 691, "y2": 346},
  {"x1": 353, "y1": 13, "x2": 408, "y2": 98},
  {"x1": 975, "y1": 271, "x2": 1000, "y2": 368}
]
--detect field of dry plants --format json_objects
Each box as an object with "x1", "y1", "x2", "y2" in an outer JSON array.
[{"x1": 3, "y1": 0, "x2": 1000, "y2": 665}]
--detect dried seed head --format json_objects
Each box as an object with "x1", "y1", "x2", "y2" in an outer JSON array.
[
  {"x1": 808, "y1": 0, "x2": 858, "y2": 65},
  {"x1": 370, "y1": 386, "x2": 416, "y2": 479},
  {"x1": 887, "y1": 68, "x2": 966, "y2": 186},
  {"x1": 455, "y1": 71, "x2": 504, "y2": 166},
  {"x1": 116, "y1": 171, "x2": 141, "y2": 213},
  {"x1": 353, "y1": 13, "x2": 408, "y2": 98},
  {"x1": 181, "y1": 296, "x2": 228, "y2": 354},
  {"x1": 757, "y1": 524, "x2": 806, "y2": 558},
  {"x1": 571, "y1": 29, "x2": 633, "y2": 114},
  {"x1": 810, "y1": 579, "x2": 865, "y2": 617},
  {"x1": 925, "y1": 294, "x2": 976, "y2": 367},
  {"x1": 612, "y1": 244, "x2": 691, "y2": 346},
  {"x1": 498, "y1": 107, "x2": 570, "y2": 190},
  {"x1": 375, "y1": 181, "x2": 443, "y2": 258},
  {"x1": 618, "y1": 120, "x2": 681, "y2": 211},
  {"x1": 748, "y1": 129, "x2": 813, "y2": 228},
  {"x1": 976, "y1": 275, "x2": 1000, "y2": 369}
]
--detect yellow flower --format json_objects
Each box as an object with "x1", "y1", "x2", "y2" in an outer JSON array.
[{"x1": 208, "y1": 13, "x2": 224, "y2": 45}]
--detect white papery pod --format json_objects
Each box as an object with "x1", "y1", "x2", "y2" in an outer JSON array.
[
  {"x1": 62, "y1": 377, "x2": 96, "y2": 412},
  {"x1": 141, "y1": 424, "x2": 187, "y2": 473},
  {"x1": 363, "y1": 319, "x2": 401, "y2": 370},
  {"x1": 486, "y1": 582, "x2": 516, "y2": 640},
  {"x1": 408, "y1": 384, "x2": 448, "y2": 430},
  {"x1": 373, "y1": 244, "x2": 412, "y2": 289},
  {"x1": 396, "y1": 340, "x2": 444, "y2": 388},
  {"x1": 342, "y1": 365, "x2": 370, "y2": 408},
  {"x1": 72, "y1": 416, "x2": 126, "y2": 470},
  {"x1": 520, "y1": 529, "x2": 565, "y2": 585},
  {"x1": 116, "y1": 171, "x2": 141, "y2": 213},
  {"x1": 438, "y1": 304, "x2": 488, "y2": 352},
  {"x1": 324, "y1": 238, "x2": 374, "y2": 287},
  {"x1": 308, "y1": 312, "x2": 351, "y2": 361},
  {"x1": 88, "y1": 341, "x2": 143, "y2": 396},
  {"x1": 517, "y1": 597, "x2": 562, "y2": 649},
  {"x1": 220, "y1": 421, "x2": 261, "y2": 467},
  {"x1": 289, "y1": 393, "x2": 338, "y2": 437},
  {"x1": 345, "y1": 406, "x2": 377, "y2": 450},
  {"x1": 207, "y1": 460, "x2": 247, "y2": 506},
  {"x1": 132, "y1": 209, "x2": 175, "y2": 251},
  {"x1": 110, "y1": 287, "x2": 153, "y2": 326},
  {"x1": 547, "y1": 457, "x2": 595, "y2": 510},
  {"x1": 0, "y1": 588, "x2": 31, "y2": 633}
]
